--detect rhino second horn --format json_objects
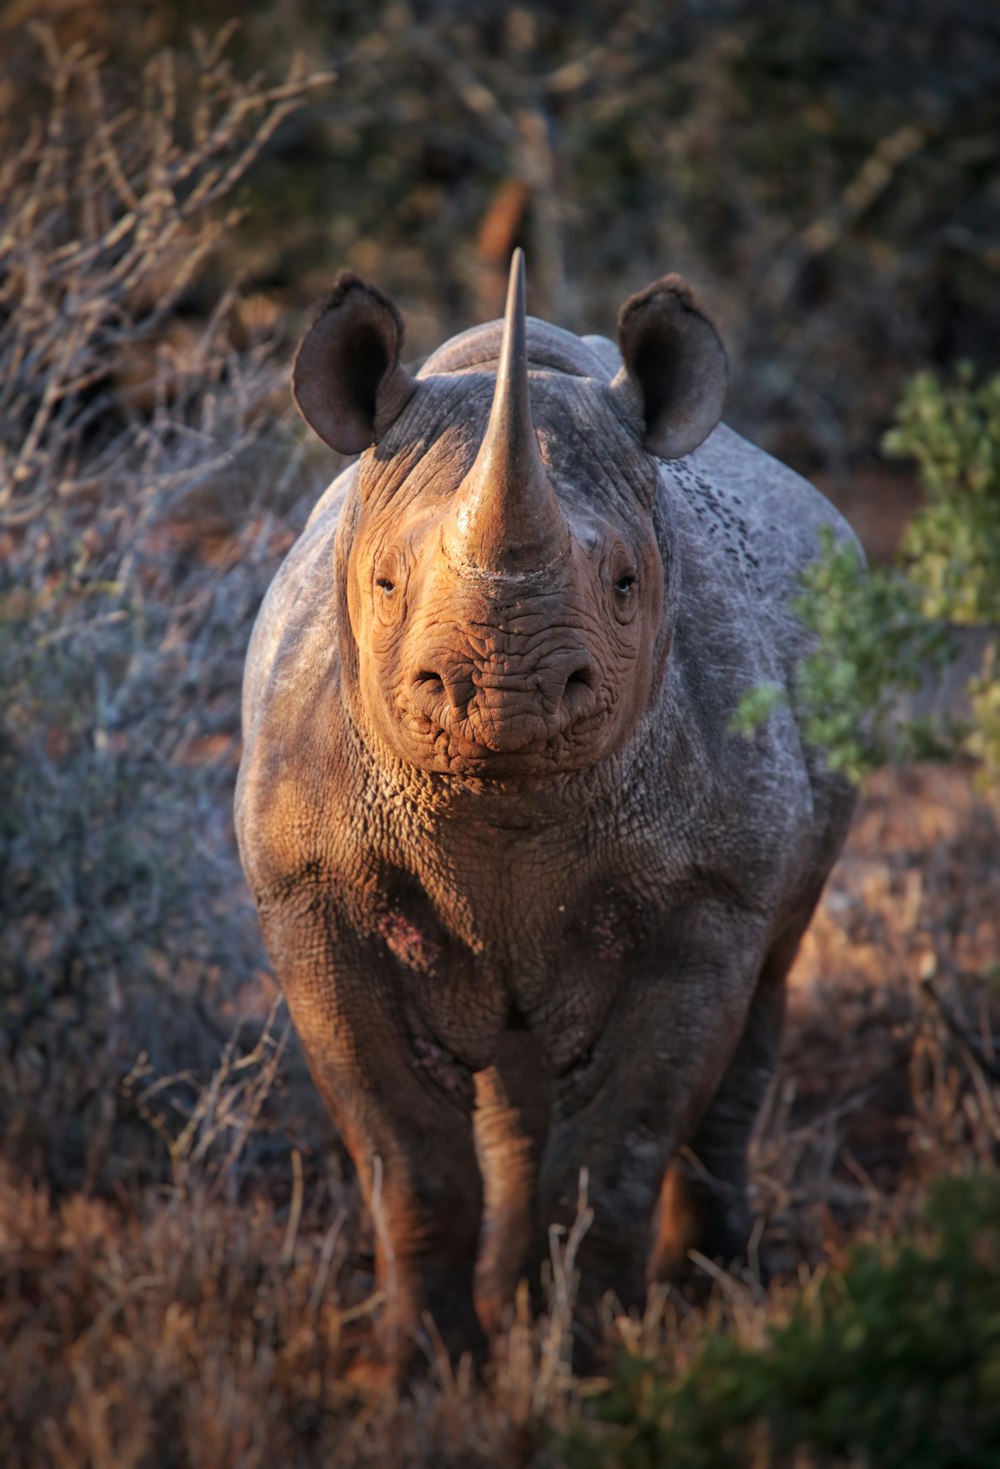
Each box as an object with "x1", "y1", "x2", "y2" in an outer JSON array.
[{"x1": 445, "y1": 250, "x2": 570, "y2": 575}]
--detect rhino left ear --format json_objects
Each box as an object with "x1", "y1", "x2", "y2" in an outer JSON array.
[
  {"x1": 612, "y1": 275, "x2": 728, "y2": 460},
  {"x1": 293, "y1": 272, "x2": 418, "y2": 454}
]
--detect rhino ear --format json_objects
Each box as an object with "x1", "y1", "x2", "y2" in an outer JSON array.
[
  {"x1": 292, "y1": 273, "x2": 418, "y2": 454},
  {"x1": 613, "y1": 275, "x2": 728, "y2": 460}
]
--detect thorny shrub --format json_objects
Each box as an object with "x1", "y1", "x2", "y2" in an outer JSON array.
[{"x1": 0, "y1": 28, "x2": 331, "y2": 1188}]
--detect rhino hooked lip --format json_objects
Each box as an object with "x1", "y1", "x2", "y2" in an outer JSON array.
[{"x1": 404, "y1": 653, "x2": 598, "y2": 768}]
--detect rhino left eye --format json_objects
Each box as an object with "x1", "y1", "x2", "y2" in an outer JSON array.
[
  {"x1": 610, "y1": 559, "x2": 639, "y2": 624},
  {"x1": 372, "y1": 558, "x2": 406, "y2": 625}
]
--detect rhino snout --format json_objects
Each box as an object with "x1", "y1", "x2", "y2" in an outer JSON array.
[{"x1": 407, "y1": 653, "x2": 597, "y2": 755}]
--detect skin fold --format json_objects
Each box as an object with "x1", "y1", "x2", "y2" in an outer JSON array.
[{"x1": 235, "y1": 253, "x2": 858, "y2": 1368}]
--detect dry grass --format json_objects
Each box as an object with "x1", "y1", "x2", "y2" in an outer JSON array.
[
  {"x1": 3, "y1": 767, "x2": 998, "y2": 1467},
  {"x1": 1, "y1": 26, "x2": 998, "y2": 1469}
]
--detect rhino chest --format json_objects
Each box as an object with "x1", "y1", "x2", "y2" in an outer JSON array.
[{"x1": 366, "y1": 849, "x2": 660, "y2": 1077}]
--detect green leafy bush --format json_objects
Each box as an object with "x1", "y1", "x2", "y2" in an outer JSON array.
[
  {"x1": 889, "y1": 368, "x2": 1000, "y2": 626},
  {"x1": 735, "y1": 368, "x2": 1000, "y2": 783},
  {"x1": 563, "y1": 1172, "x2": 1000, "y2": 1469}
]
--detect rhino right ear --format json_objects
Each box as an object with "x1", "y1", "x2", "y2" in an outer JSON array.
[
  {"x1": 612, "y1": 274, "x2": 728, "y2": 460},
  {"x1": 292, "y1": 273, "x2": 418, "y2": 454}
]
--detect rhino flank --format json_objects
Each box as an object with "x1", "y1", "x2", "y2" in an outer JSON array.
[{"x1": 235, "y1": 252, "x2": 858, "y2": 1365}]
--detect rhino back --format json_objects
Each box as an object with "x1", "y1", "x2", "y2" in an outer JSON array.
[
  {"x1": 685, "y1": 422, "x2": 859, "y2": 628},
  {"x1": 420, "y1": 317, "x2": 615, "y2": 381}
]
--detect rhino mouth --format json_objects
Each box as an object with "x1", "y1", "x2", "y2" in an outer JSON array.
[{"x1": 399, "y1": 665, "x2": 604, "y2": 776}]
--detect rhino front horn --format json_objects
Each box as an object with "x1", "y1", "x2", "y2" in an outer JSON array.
[{"x1": 444, "y1": 250, "x2": 570, "y2": 575}]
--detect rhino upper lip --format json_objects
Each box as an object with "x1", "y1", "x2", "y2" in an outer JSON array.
[{"x1": 404, "y1": 664, "x2": 598, "y2": 757}]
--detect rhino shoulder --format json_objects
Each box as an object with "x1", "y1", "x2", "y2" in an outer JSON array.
[
  {"x1": 236, "y1": 475, "x2": 355, "y2": 893},
  {"x1": 686, "y1": 423, "x2": 861, "y2": 572},
  {"x1": 241, "y1": 464, "x2": 355, "y2": 726}
]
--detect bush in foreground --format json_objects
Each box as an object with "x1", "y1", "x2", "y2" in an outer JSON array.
[{"x1": 564, "y1": 1171, "x2": 1000, "y2": 1469}]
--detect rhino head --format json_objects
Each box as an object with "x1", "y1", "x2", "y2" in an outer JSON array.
[{"x1": 292, "y1": 252, "x2": 728, "y2": 779}]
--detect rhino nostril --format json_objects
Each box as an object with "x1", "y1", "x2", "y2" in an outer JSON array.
[
  {"x1": 412, "y1": 669, "x2": 459, "y2": 721},
  {"x1": 562, "y1": 662, "x2": 596, "y2": 717}
]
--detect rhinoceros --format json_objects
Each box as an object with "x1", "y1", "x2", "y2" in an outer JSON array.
[{"x1": 235, "y1": 251, "x2": 857, "y2": 1365}]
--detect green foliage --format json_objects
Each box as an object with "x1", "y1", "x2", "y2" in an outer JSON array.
[
  {"x1": 736, "y1": 367, "x2": 1000, "y2": 782},
  {"x1": 968, "y1": 643, "x2": 1000, "y2": 769},
  {"x1": 791, "y1": 530, "x2": 958, "y2": 783},
  {"x1": 563, "y1": 1172, "x2": 1000, "y2": 1469},
  {"x1": 887, "y1": 367, "x2": 1000, "y2": 625},
  {"x1": 727, "y1": 680, "x2": 786, "y2": 739}
]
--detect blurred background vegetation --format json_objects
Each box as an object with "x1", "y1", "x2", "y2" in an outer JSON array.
[
  {"x1": 5, "y1": 0, "x2": 999, "y2": 468},
  {"x1": 1, "y1": 3, "x2": 998, "y2": 1465}
]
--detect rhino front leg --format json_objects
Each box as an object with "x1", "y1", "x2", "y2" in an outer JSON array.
[
  {"x1": 539, "y1": 905, "x2": 767, "y2": 1316},
  {"x1": 473, "y1": 1029, "x2": 552, "y2": 1331},
  {"x1": 260, "y1": 903, "x2": 485, "y2": 1369}
]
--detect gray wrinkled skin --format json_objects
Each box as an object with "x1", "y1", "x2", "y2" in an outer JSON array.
[{"x1": 236, "y1": 275, "x2": 859, "y2": 1367}]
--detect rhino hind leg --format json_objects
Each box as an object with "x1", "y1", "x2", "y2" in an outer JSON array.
[
  {"x1": 473, "y1": 1027, "x2": 552, "y2": 1332},
  {"x1": 650, "y1": 917, "x2": 808, "y2": 1284}
]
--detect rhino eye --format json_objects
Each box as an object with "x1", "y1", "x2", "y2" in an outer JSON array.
[
  {"x1": 610, "y1": 557, "x2": 639, "y2": 625},
  {"x1": 372, "y1": 555, "x2": 406, "y2": 625}
]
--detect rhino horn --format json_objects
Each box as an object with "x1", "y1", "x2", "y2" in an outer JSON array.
[{"x1": 445, "y1": 250, "x2": 570, "y2": 574}]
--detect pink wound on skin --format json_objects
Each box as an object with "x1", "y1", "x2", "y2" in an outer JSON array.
[{"x1": 378, "y1": 911, "x2": 439, "y2": 973}]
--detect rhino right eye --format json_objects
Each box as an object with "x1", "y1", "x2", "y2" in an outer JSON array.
[{"x1": 375, "y1": 575, "x2": 396, "y2": 594}]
